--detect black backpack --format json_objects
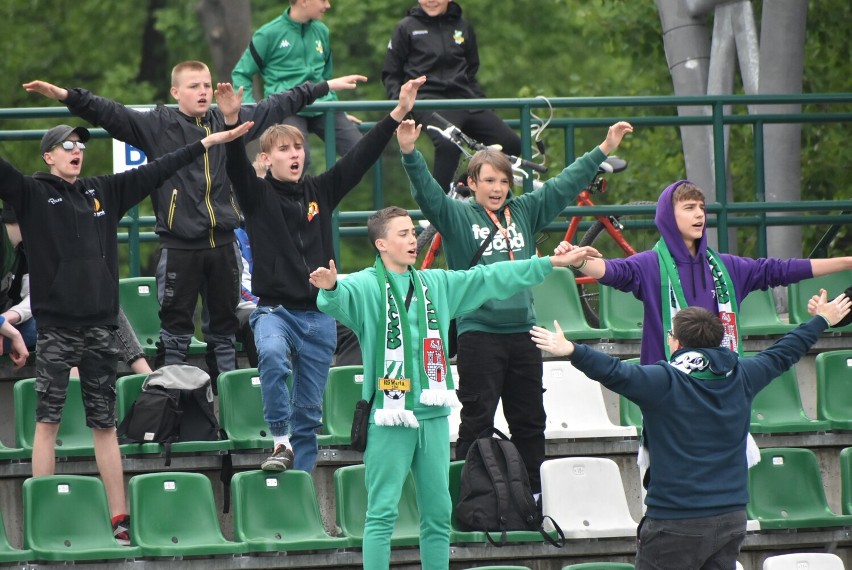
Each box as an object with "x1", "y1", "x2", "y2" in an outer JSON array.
[
  {"x1": 456, "y1": 428, "x2": 564, "y2": 547},
  {"x1": 117, "y1": 364, "x2": 221, "y2": 466}
]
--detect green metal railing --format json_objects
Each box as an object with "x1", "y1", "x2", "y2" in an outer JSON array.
[{"x1": 1, "y1": 92, "x2": 850, "y2": 274}]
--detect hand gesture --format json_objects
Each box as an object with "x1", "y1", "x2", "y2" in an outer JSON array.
[
  {"x1": 396, "y1": 120, "x2": 422, "y2": 154},
  {"x1": 530, "y1": 321, "x2": 574, "y2": 357},
  {"x1": 394, "y1": 76, "x2": 426, "y2": 118},
  {"x1": 345, "y1": 113, "x2": 363, "y2": 125},
  {"x1": 213, "y1": 83, "x2": 243, "y2": 122},
  {"x1": 599, "y1": 121, "x2": 634, "y2": 155},
  {"x1": 808, "y1": 288, "x2": 852, "y2": 326},
  {"x1": 328, "y1": 75, "x2": 368, "y2": 92},
  {"x1": 309, "y1": 259, "x2": 339, "y2": 290},
  {"x1": 8, "y1": 335, "x2": 29, "y2": 369},
  {"x1": 23, "y1": 80, "x2": 69, "y2": 101},
  {"x1": 200, "y1": 121, "x2": 255, "y2": 149},
  {"x1": 550, "y1": 244, "x2": 601, "y2": 268}
]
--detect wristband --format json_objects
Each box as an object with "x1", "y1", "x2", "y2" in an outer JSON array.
[{"x1": 570, "y1": 259, "x2": 588, "y2": 271}]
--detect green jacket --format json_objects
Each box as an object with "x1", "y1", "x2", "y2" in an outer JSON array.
[
  {"x1": 404, "y1": 146, "x2": 607, "y2": 334},
  {"x1": 232, "y1": 8, "x2": 338, "y2": 114},
  {"x1": 317, "y1": 256, "x2": 554, "y2": 421}
]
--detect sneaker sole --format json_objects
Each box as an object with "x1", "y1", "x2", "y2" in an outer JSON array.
[{"x1": 261, "y1": 459, "x2": 286, "y2": 472}]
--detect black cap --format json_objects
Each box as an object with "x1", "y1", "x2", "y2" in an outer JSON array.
[{"x1": 40, "y1": 124, "x2": 91, "y2": 154}]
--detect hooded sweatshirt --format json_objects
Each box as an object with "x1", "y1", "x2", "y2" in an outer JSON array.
[
  {"x1": 599, "y1": 180, "x2": 812, "y2": 364},
  {"x1": 382, "y1": 2, "x2": 485, "y2": 100},
  {"x1": 569, "y1": 315, "x2": 828, "y2": 519},
  {"x1": 404, "y1": 145, "x2": 608, "y2": 334}
]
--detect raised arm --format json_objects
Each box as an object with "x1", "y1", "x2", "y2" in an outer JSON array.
[{"x1": 810, "y1": 257, "x2": 852, "y2": 277}]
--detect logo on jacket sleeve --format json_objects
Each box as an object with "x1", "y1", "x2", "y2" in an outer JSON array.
[
  {"x1": 453, "y1": 30, "x2": 465, "y2": 45},
  {"x1": 279, "y1": 39, "x2": 291, "y2": 49},
  {"x1": 306, "y1": 201, "x2": 319, "y2": 221},
  {"x1": 315, "y1": 40, "x2": 324, "y2": 54}
]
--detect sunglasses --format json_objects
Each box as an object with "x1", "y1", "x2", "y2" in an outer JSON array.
[{"x1": 54, "y1": 140, "x2": 86, "y2": 151}]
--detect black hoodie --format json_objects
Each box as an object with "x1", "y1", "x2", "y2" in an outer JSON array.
[
  {"x1": 0, "y1": 141, "x2": 205, "y2": 327},
  {"x1": 382, "y1": 2, "x2": 486, "y2": 100}
]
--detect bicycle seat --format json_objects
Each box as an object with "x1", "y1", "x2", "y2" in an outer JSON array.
[{"x1": 598, "y1": 156, "x2": 627, "y2": 174}]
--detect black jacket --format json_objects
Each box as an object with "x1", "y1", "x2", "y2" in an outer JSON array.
[
  {"x1": 64, "y1": 81, "x2": 328, "y2": 249},
  {"x1": 382, "y1": 3, "x2": 485, "y2": 100},
  {"x1": 0, "y1": 141, "x2": 205, "y2": 327},
  {"x1": 225, "y1": 114, "x2": 401, "y2": 310}
]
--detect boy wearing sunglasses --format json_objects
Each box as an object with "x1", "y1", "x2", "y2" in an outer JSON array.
[{"x1": 0, "y1": 121, "x2": 252, "y2": 546}]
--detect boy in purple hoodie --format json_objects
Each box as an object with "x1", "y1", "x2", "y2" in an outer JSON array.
[{"x1": 574, "y1": 180, "x2": 852, "y2": 365}]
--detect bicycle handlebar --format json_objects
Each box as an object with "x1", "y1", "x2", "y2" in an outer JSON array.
[{"x1": 428, "y1": 113, "x2": 548, "y2": 174}]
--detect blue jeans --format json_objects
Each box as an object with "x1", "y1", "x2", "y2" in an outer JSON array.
[
  {"x1": 636, "y1": 510, "x2": 746, "y2": 570},
  {"x1": 249, "y1": 305, "x2": 336, "y2": 472}
]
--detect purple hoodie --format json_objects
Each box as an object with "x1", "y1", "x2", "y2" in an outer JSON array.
[{"x1": 599, "y1": 180, "x2": 813, "y2": 364}]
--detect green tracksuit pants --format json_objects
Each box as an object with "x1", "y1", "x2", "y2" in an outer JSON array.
[{"x1": 362, "y1": 416, "x2": 451, "y2": 569}]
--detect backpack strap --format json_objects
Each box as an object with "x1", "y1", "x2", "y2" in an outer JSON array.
[{"x1": 476, "y1": 438, "x2": 512, "y2": 546}]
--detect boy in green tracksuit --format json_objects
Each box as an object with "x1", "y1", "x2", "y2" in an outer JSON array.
[
  {"x1": 311, "y1": 198, "x2": 599, "y2": 569},
  {"x1": 400, "y1": 117, "x2": 633, "y2": 494}
]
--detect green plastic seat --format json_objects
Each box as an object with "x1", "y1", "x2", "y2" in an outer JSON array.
[
  {"x1": 231, "y1": 470, "x2": 350, "y2": 552},
  {"x1": 115, "y1": 373, "x2": 230, "y2": 455},
  {"x1": 532, "y1": 267, "x2": 612, "y2": 341},
  {"x1": 333, "y1": 463, "x2": 420, "y2": 547},
  {"x1": 462, "y1": 566, "x2": 532, "y2": 570},
  {"x1": 0, "y1": 501, "x2": 32, "y2": 564},
  {"x1": 816, "y1": 350, "x2": 852, "y2": 430},
  {"x1": 739, "y1": 288, "x2": 795, "y2": 336},
  {"x1": 218, "y1": 368, "x2": 273, "y2": 450},
  {"x1": 746, "y1": 447, "x2": 852, "y2": 529},
  {"x1": 23, "y1": 475, "x2": 141, "y2": 561},
  {"x1": 118, "y1": 277, "x2": 207, "y2": 356},
  {"x1": 788, "y1": 271, "x2": 852, "y2": 331},
  {"x1": 839, "y1": 447, "x2": 852, "y2": 515},
  {"x1": 0, "y1": 437, "x2": 29, "y2": 461},
  {"x1": 562, "y1": 562, "x2": 636, "y2": 570},
  {"x1": 749, "y1": 358, "x2": 830, "y2": 433},
  {"x1": 599, "y1": 286, "x2": 644, "y2": 339},
  {"x1": 320, "y1": 365, "x2": 364, "y2": 446},
  {"x1": 128, "y1": 472, "x2": 245, "y2": 557},
  {"x1": 618, "y1": 395, "x2": 643, "y2": 437},
  {"x1": 15, "y1": 377, "x2": 94, "y2": 457}
]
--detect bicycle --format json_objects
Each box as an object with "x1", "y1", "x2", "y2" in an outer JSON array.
[{"x1": 415, "y1": 114, "x2": 651, "y2": 327}]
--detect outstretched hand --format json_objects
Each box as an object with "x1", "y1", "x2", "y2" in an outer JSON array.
[
  {"x1": 214, "y1": 83, "x2": 243, "y2": 122},
  {"x1": 600, "y1": 121, "x2": 633, "y2": 155},
  {"x1": 530, "y1": 321, "x2": 574, "y2": 357},
  {"x1": 391, "y1": 76, "x2": 426, "y2": 122},
  {"x1": 23, "y1": 80, "x2": 68, "y2": 101},
  {"x1": 807, "y1": 288, "x2": 852, "y2": 326},
  {"x1": 550, "y1": 243, "x2": 601, "y2": 269},
  {"x1": 309, "y1": 260, "x2": 338, "y2": 290},
  {"x1": 396, "y1": 119, "x2": 422, "y2": 154},
  {"x1": 328, "y1": 75, "x2": 368, "y2": 92},
  {"x1": 200, "y1": 121, "x2": 254, "y2": 148}
]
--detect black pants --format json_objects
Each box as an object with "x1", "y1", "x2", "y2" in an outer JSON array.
[
  {"x1": 155, "y1": 244, "x2": 240, "y2": 374},
  {"x1": 454, "y1": 330, "x2": 546, "y2": 493},
  {"x1": 413, "y1": 108, "x2": 522, "y2": 193}
]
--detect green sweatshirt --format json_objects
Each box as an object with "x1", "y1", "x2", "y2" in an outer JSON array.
[
  {"x1": 404, "y1": 146, "x2": 607, "y2": 334},
  {"x1": 317, "y1": 256, "x2": 554, "y2": 421},
  {"x1": 231, "y1": 8, "x2": 338, "y2": 113}
]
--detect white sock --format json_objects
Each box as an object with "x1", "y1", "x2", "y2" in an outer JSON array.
[{"x1": 273, "y1": 435, "x2": 291, "y2": 450}]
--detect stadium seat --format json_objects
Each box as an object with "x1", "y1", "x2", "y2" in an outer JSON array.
[
  {"x1": 218, "y1": 368, "x2": 273, "y2": 450},
  {"x1": 749, "y1": 361, "x2": 830, "y2": 434},
  {"x1": 838, "y1": 447, "x2": 852, "y2": 515},
  {"x1": 563, "y1": 564, "x2": 635, "y2": 570},
  {"x1": 763, "y1": 552, "x2": 845, "y2": 570},
  {"x1": 118, "y1": 277, "x2": 206, "y2": 356},
  {"x1": 462, "y1": 567, "x2": 532, "y2": 570},
  {"x1": 739, "y1": 288, "x2": 794, "y2": 336},
  {"x1": 14, "y1": 377, "x2": 94, "y2": 457},
  {"x1": 0, "y1": 503, "x2": 32, "y2": 564},
  {"x1": 599, "y1": 285, "x2": 644, "y2": 339},
  {"x1": 333, "y1": 463, "x2": 420, "y2": 547},
  {"x1": 541, "y1": 361, "x2": 637, "y2": 439},
  {"x1": 618, "y1": 395, "x2": 643, "y2": 437},
  {"x1": 532, "y1": 267, "x2": 612, "y2": 340},
  {"x1": 129, "y1": 472, "x2": 245, "y2": 556},
  {"x1": 0, "y1": 438, "x2": 28, "y2": 461},
  {"x1": 320, "y1": 365, "x2": 364, "y2": 446},
  {"x1": 747, "y1": 447, "x2": 852, "y2": 529},
  {"x1": 788, "y1": 270, "x2": 852, "y2": 332},
  {"x1": 23, "y1": 475, "x2": 141, "y2": 561},
  {"x1": 816, "y1": 350, "x2": 852, "y2": 430},
  {"x1": 540, "y1": 457, "x2": 638, "y2": 539},
  {"x1": 115, "y1": 373, "x2": 230, "y2": 455},
  {"x1": 231, "y1": 470, "x2": 350, "y2": 552}
]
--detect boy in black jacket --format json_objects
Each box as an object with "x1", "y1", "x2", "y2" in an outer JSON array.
[
  {"x1": 0, "y1": 121, "x2": 251, "y2": 545},
  {"x1": 23, "y1": 65, "x2": 365, "y2": 379},
  {"x1": 217, "y1": 76, "x2": 424, "y2": 473}
]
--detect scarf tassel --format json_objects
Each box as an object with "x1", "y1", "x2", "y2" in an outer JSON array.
[
  {"x1": 420, "y1": 389, "x2": 461, "y2": 408},
  {"x1": 374, "y1": 408, "x2": 420, "y2": 428}
]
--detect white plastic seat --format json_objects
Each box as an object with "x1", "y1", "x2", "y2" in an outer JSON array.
[
  {"x1": 763, "y1": 552, "x2": 845, "y2": 570},
  {"x1": 540, "y1": 457, "x2": 638, "y2": 538},
  {"x1": 541, "y1": 361, "x2": 637, "y2": 439},
  {"x1": 736, "y1": 562, "x2": 744, "y2": 570}
]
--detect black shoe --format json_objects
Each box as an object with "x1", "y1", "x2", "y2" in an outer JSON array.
[
  {"x1": 261, "y1": 444, "x2": 294, "y2": 472},
  {"x1": 112, "y1": 514, "x2": 131, "y2": 546}
]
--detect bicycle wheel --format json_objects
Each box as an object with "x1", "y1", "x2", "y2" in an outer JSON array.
[
  {"x1": 416, "y1": 224, "x2": 439, "y2": 256},
  {"x1": 577, "y1": 201, "x2": 656, "y2": 328}
]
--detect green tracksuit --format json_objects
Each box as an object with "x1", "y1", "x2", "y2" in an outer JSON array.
[{"x1": 317, "y1": 256, "x2": 554, "y2": 569}]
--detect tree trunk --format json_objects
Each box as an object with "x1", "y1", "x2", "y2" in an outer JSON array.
[{"x1": 196, "y1": 0, "x2": 252, "y2": 83}]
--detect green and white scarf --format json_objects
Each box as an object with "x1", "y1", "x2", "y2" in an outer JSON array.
[{"x1": 373, "y1": 257, "x2": 459, "y2": 428}]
